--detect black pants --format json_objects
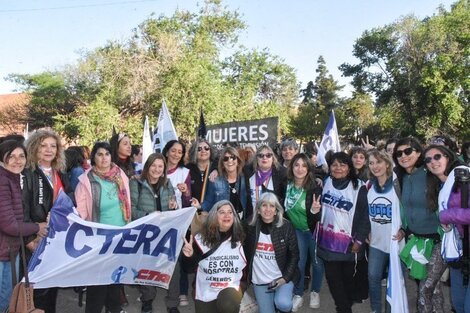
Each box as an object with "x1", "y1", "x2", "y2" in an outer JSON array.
[
  {"x1": 34, "y1": 287, "x2": 58, "y2": 313},
  {"x1": 324, "y1": 261, "x2": 357, "y2": 313},
  {"x1": 85, "y1": 285, "x2": 122, "y2": 313},
  {"x1": 194, "y1": 287, "x2": 242, "y2": 313}
]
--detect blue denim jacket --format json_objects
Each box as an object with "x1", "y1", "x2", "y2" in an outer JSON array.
[{"x1": 201, "y1": 174, "x2": 251, "y2": 219}]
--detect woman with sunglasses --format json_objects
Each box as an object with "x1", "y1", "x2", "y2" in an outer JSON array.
[
  {"x1": 247, "y1": 145, "x2": 287, "y2": 210},
  {"x1": 424, "y1": 145, "x2": 469, "y2": 313},
  {"x1": 284, "y1": 153, "x2": 323, "y2": 311},
  {"x1": 194, "y1": 147, "x2": 252, "y2": 221},
  {"x1": 186, "y1": 139, "x2": 216, "y2": 204},
  {"x1": 393, "y1": 137, "x2": 446, "y2": 313},
  {"x1": 316, "y1": 152, "x2": 370, "y2": 313}
]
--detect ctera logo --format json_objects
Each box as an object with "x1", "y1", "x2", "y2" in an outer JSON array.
[{"x1": 111, "y1": 266, "x2": 127, "y2": 283}]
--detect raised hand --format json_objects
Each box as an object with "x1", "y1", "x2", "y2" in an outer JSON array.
[
  {"x1": 182, "y1": 234, "x2": 194, "y2": 257},
  {"x1": 361, "y1": 135, "x2": 374, "y2": 150},
  {"x1": 310, "y1": 194, "x2": 322, "y2": 214}
]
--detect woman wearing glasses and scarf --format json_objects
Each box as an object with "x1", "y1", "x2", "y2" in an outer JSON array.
[
  {"x1": 75, "y1": 141, "x2": 131, "y2": 313},
  {"x1": 193, "y1": 147, "x2": 252, "y2": 221},
  {"x1": 393, "y1": 137, "x2": 446, "y2": 313},
  {"x1": 246, "y1": 145, "x2": 287, "y2": 210},
  {"x1": 424, "y1": 145, "x2": 469, "y2": 313}
]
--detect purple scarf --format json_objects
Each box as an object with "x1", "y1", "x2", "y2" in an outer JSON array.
[{"x1": 256, "y1": 168, "x2": 272, "y2": 186}]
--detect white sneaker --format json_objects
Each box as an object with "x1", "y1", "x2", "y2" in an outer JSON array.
[
  {"x1": 292, "y1": 295, "x2": 303, "y2": 312},
  {"x1": 309, "y1": 291, "x2": 320, "y2": 309},
  {"x1": 179, "y1": 295, "x2": 189, "y2": 307}
]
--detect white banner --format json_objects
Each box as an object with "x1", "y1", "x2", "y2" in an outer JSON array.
[
  {"x1": 142, "y1": 115, "x2": 153, "y2": 165},
  {"x1": 28, "y1": 192, "x2": 196, "y2": 289}
]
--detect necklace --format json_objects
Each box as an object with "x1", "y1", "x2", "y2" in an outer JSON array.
[{"x1": 229, "y1": 182, "x2": 237, "y2": 194}]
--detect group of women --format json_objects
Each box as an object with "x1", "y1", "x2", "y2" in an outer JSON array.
[{"x1": 0, "y1": 130, "x2": 469, "y2": 313}]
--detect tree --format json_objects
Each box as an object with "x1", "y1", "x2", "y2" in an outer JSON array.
[
  {"x1": 292, "y1": 56, "x2": 343, "y2": 142},
  {"x1": 340, "y1": 0, "x2": 469, "y2": 140}
]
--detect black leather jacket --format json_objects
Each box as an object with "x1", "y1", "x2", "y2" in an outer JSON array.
[
  {"x1": 244, "y1": 218, "x2": 299, "y2": 285},
  {"x1": 22, "y1": 167, "x2": 72, "y2": 242}
]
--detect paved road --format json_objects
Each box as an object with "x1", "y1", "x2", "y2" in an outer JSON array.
[{"x1": 56, "y1": 273, "x2": 452, "y2": 313}]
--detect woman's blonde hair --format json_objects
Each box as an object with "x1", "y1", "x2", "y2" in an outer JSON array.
[
  {"x1": 249, "y1": 192, "x2": 284, "y2": 227},
  {"x1": 25, "y1": 130, "x2": 65, "y2": 171}
]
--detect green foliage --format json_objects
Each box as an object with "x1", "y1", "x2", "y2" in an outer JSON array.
[{"x1": 340, "y1": 0, "x2": 469, "y2": 140}]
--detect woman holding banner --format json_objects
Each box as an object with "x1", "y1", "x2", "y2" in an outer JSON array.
[
  {"x1": 130, "y1": 152, "x2": 178, "y2": 313},
  {"x1": 0, "y1": 140, "x2": 48, "y2": 312},
  {"x1": 23, "y1": 129, "x2": 71, "y2": 313},
  {"x1": 424, "y1": 145, "x2": 469, "y2": 313},
  {"x1": 181, "y1": 200, "x2": 246, "y2": 313},
  {"x1": 75, "y1": 141, "x2": 131, "y2": 313}
]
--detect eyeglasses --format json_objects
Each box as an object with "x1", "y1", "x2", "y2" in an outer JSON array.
[
  {"x1": 425, "y1": 153, "x2": 446, "y2": 164},
  {"x1": 197, "y1": 146, "x2": 210, "y2": 152},
  {"x1": 257, "y1": 153, "x2": 273, "y2": 159},
  {"x1": 223, "y1": 155, "x2": 237, "y2": 162},
  {"x1": 394, "y1": 147, "x2": 415, "y2": 158}
]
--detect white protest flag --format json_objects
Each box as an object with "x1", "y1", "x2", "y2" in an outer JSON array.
[
  {"x1": 28, "y1": 191, "x2": 196, "y2": 289},
  {"x1": 142, "y1": 115, "x2": 153, "y2": 165},
  {"x1": 386, "y1": 174, "x2": 409, "y2": 313},
  {"x1": 152, "y1": 101, "x2": 178, "y2": 153},
  {"x1": 316, "y1": 110, "x2": 341, "y2": 166},
  {"x1": 23, "y1": 123, "x2": 29, "y2": 140}
]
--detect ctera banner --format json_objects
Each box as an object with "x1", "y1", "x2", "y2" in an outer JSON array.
[
  {"x1": 205, "y1": 117, "x2": 278, "y2": 150},
  {"x1": 28, "y1": 192, "x2": 196, "y2": 289}
]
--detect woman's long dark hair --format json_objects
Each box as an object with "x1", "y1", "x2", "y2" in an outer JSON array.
[
  {"x1": 109, "y1": 133, "x2": 133, "y2": 176},
  {"x1": 328, "y1": 152, "x2": 360, "y2": 189},
  {"x1": 162, "y1": 140, "x2": 186, "y2": 168},
  {"x1": 392, "y1": 137, "x2": 425, "y2": 188},
  {"x1": 287, "y1": 153, "x2": 316, "y2": 190},
  {"x1": 424, "y1": 145, "x2": 464, "y2": 211}
]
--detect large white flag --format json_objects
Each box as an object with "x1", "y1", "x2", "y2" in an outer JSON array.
[
  {"x1": 316, "y1": 110, "x2": 341, "y2": 166},
  {"x1": 142, "y1": 115, "x2": 153, "y2": 165},
  {"x1": 28, "y1": 192, "x2": 196, "y2": 289},
  {"x1": 153, "y1": 101, "x2": 178, "y2": 153},
  {"x1": 386, "y1": 175, "x2": 409, "y2": 313}
]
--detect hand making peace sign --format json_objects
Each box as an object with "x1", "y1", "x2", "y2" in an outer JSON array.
[
  {"x1": 310, "y1": 194, "x2": 321, "y2": 214},
  {"x1": 182, "y1": 234, "x2": 194, "y2": 257}
]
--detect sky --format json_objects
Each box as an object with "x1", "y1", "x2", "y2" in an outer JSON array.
[{"x1": 0, "y1": 0, "x2": 456, "y2": 96}]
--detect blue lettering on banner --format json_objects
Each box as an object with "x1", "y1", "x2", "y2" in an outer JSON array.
[
  {"x1": 322, "y1": 191, "x2": 353, "y2": 211},
  {"x1": 65, "y1": 223, "x2": 178, "y2": 261}
]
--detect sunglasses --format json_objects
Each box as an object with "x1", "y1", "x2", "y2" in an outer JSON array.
[
  {"x1": 197, "y1": 146, "x2": 210, "y2": 152},
  {"x1": 394, "y1": 147, "x2": 415, "y2": 158},
  {"x1": 223, "y1": 155, "x2": 237, "y2": 162},
  {"x1": 425, "y1": 153, "x2": 446, "y2": 164},
  {"x1": 257, "y1": 153, "x2": 273, "y2": 159}
]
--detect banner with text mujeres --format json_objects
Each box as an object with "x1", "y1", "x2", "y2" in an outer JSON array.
[
  {"x1": 205, "y1": 117, "x2": 279, "y2": 150},
  {"x1": 28, "y1": 192, "x2": 196, "y2": 289}
]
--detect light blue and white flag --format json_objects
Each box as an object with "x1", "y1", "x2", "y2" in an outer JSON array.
[
  {"x1": 142, "y1": 115, "x2": 153, "y2": 165},
  {"x1": 28, "y1": 192, "x2": 195, "y2": 289},
  {"x1": 316, "y1": 110, "x2": 341, "y2": 166},
  {"x1": 153, "y1": 101, "x2": 178, "y2": 153}
]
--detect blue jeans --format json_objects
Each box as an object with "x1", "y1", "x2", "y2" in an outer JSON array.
[
  {"x1": 253, "y1": 281, "x2": 294, "y2": 313},
  {"x1": 294, "y1": 229, "x2": 324, "y2": 295},
  {"x1": 450, "y1": 267, "x2": 470, "y2": 313},
  {"x1": 0, "y1": 256, "x2": 19, "y2": 312},
  {"x1": 368, "y1": 246, "x2": 389, "y2": 313}
]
